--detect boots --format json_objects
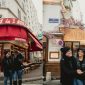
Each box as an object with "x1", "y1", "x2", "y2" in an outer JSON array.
[
  {"x1": 13, "y1": 81, "x2": 17, "y2": 85},
  {"x1": 18, "y1": 80, "x2": 22, "y2": 85}
]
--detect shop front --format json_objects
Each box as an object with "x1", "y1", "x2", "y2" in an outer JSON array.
[
  {"x1": 43, "y1": 27, "x2": 85, "y2": 79},
  {"x1": 0, "y1": 18, "x2": 43, "y2": 72},
  {"x1": 43, "y1": 32, "x2": 64, "y2": 79},
  {"x1": 62, "y1": 28, "x2": 85, "y2": 56}
]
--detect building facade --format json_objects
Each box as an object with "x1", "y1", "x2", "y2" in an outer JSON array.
[
  {"x1": 0, "y1": 0, "x2": 41, "y2": 36},
  {"x1": 0, "y1": 0, "x2": 43, "y2": 65},
  {"x1": 43, "y1": 0, "x2": 77, "y2": 79}
]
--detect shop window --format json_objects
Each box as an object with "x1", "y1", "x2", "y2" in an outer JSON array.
[
  {"x1": 64, "y1": 41, "x2": 72, "y2": 48},
  {"x1": 64, "y1": 41, "x2": 80, "y2": 57}
]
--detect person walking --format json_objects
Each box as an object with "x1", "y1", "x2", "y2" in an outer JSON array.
[
  {"x1": 74, "y1": 48, "x2": 85, "y2": 85},
  {"x1": 12, "y1": 50, "x2": 24, "y2": 85},
  {"x1": 2, "y1": 50, "x2": 13, "y2": 85},
  {"x1": 60, "y1": 47, "x2": 77, "y2": 85}
]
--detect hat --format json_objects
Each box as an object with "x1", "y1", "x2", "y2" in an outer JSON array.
[{"x1": 61, "y1": 47, "x2": 70, "y2": 54}]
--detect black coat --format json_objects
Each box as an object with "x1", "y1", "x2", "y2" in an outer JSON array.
[
  {"x1": 2, "y1": 56, "x2": 13, "y2": 76},
  {"x1": 12, "y1": 53, "x2": 24, "y2": 71},
  {"x1": 60, "y1": 56, "x2": 77, "y2": 85},
  {"x1": 76, "y1": 57, "x2": 85, "y2": 80}
]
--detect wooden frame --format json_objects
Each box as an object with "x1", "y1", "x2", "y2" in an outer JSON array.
[
  {"x1": 49, "y1": 51, "x2": 59, "y2": 59},
  {"x1": 64, "y1": 41, "x2": 72, "y2": 48},
  {"x1": 64, "y1": 41, "x2": 80, "y2": 49},
  {"x1": 64, "y1": 41, "x2": 80, "y2": 56},
  {"x1": 73, "y1": 42, "x2": 80, "y2": 49}
]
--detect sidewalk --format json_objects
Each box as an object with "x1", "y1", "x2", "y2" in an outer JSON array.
[
  {"x1": 43, "y1": 80, "x2": 60, "y2": 85},
  {"x1": 22, "y1": 64, "x2": 43, "y2": 84},
  {"x1": 0, "y1": 64, "x2": 43, "y2": 84},
  {"x1": 23, "y1": 64, "x2": 43, "y2": 78}
]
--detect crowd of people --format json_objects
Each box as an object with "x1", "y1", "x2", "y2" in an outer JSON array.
[
  {"x1": 2, "y1": 50, "x2": 24, "y2": 85},
  {"x1": 60, "y1": 47, "x2": 85, "y2": 85}
]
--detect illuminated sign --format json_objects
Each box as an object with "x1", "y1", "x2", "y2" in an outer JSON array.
[{"x1": 0, "y1": 18, "x2": 27, "y2": 27}]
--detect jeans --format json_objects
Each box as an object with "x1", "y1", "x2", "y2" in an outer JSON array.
[
  {"x1": 74, "y1": 78, "x2": 84, "y2": 85},
  {"x1": 13, "y1": 69, "x2": 23, "y2": 81},
  {"x1": 4, "y1": 71, "x2": 12, "y2": 85}
]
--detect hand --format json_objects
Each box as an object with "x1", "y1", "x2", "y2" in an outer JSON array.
[{"x1": 77, "y1": 69, "x2": 83, "y2": 75}]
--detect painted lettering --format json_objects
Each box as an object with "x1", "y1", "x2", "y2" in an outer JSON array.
[
  {"x1": 0, "y1": 19, "x2": 3, "y2": 24},
  {"x1": 5, "y1": 19, "x2": 11, "y2": 23}
]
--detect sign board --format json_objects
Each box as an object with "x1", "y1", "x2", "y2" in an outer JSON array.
[
  {"x1": 38, "y1": 32, "x2": 43, "y2": 40},
  {"x1": 49, "y1": 18, "x2": 59, "y2": 23},
  {"x1": 0, "y1": 18, "x2": 27, "y2": 27}
]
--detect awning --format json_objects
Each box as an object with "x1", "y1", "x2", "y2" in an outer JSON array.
[
  {"x1": 0, "y1": 18, "x2": 42, "y2": 51},
  {"x1": 28, "y1": 31, "x2": 43, "y2": 51},
  {"x1": 0, "y1": 25, "x2": 28, "y2": 42}
]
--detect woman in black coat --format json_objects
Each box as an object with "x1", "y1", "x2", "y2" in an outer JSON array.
[
  {"x1": 2, "y1": 51, "x2": 13, "y2": 85},
  {"x1": 60, "y1": 47, "x2": 77, "y2": 85},
  {"x1": 74, "y1": 48, "x2": 85, "y2": 85}
]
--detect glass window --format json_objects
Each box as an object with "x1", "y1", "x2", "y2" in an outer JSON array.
[{"x1": 18, "y1": 9, "x2": 21, "y2": 19}]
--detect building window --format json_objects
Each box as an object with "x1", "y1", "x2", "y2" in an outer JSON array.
[
  {"x1": 18, "y1": 9, "x2": 21, "y2": 19},
  {"x1": 29, "y1": 22, "x2": 30, "y2": 25},
  {"x1": 0, "y1": 2, "x2": 1, "y2": 7},
  {"x1": 2, "y1": 0, "x2": 6, "y2": 6},
  {"x1": 22, "y1": 2, "x2": 25, "y2": 10},
  {"x1": 0, "y1": 15, "x2": 2, "y2": 18},
  {"x1": 24, "y1": 16, "x2": 26, "y2": 22}
]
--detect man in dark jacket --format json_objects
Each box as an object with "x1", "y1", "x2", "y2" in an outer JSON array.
[
  {"x1": 2, "y1": 50, "x2": 13, "y2": 85},
  {"x1": 60, "y1": 47, "x2": 77, "y2": 85},
  {"x1": 12, "y1": 50, "x2": 24, "y2": 85}
]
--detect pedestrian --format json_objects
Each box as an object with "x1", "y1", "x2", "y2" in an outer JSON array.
[
  {"x1": 60, "y1": 47, "x2": 77, "y2": 85},
  {"x1": 2, "y1": 50, "x2": 13, "y2": 85},
  {"x1": 74, "y1": 48, "x2": 85, "y2": 85},
  {"x1": 12, "y1": 50, "x2": 24, "y2": 85}
]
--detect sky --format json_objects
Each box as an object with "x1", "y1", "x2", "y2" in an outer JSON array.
[{"x1": 32, "y1": 0, "x2": 43, "y2": 24}]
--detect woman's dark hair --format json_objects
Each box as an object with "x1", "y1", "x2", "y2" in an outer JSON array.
[{"x1": 77, "y1": 48, "x2": 85, "y2": 58}]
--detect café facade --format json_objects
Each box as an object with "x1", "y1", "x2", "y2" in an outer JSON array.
[
  {"x1": 0, "y1": 18, "x2": 42, "y2": 71},
  {"x1": 43, "y1": 27, "x2": 85, "y2": 79}
]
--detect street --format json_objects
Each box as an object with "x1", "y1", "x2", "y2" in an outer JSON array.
[
  {"x1": 0, "y1": 64, "x2": 60, "y2": 85},
  {"x1": 0, "y1": 64, "x2": 43, "y2": 84}
]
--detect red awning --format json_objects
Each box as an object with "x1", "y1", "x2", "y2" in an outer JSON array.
[
  {"x1": 0, "y1": 25, "x2": 28, "y2": 41},
  {"x1": 29, "y1": 32, "x2": 43, "y2": 51},
  {"x1": 0, "y1": 18, "x2": 42, "y2": 51}
]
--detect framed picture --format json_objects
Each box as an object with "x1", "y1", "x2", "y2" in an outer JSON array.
[{"x1": 49, "y1": 52, "x2": 59, "y2": 59}]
